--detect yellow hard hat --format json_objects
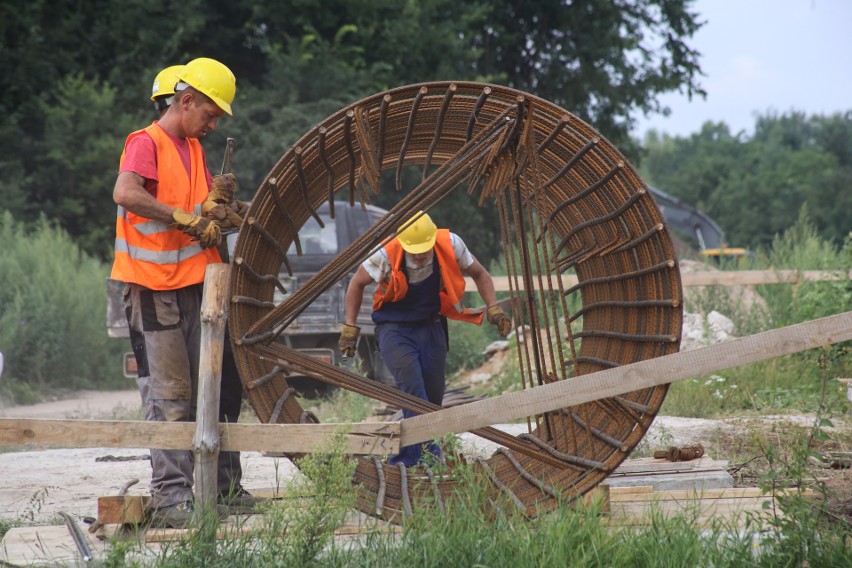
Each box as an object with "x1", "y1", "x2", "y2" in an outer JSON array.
[
  {"x1": 397, "y1": 212, "x2": 437, "y2": 254},
  {"x1": 151, "y1": 65, "x2": 184, "y2": 102},
  {"x1": 176, "y1": 57, "x2": 236, "y2": 116}
]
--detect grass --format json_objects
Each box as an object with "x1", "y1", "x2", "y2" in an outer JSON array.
[{"x1": 90, "y1": 433, "x2": 851, "y2": 568}]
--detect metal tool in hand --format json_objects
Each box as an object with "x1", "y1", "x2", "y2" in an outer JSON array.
[{"x1": 221, "y1": 137, "x2": 235, "y2": 175}]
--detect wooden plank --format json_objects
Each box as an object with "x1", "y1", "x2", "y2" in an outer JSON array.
[
  {"x1": 610, "y1": 487, "x2": 813, "y2": 502},
  {"x1": 610, "y1": 457, "x2": 728, "y2": 475},
  {"x1": 98, "y1": 495, "x2": 151, "y2": 524},
  {"x1": 467, "y1": 270, "x2": 851, "y2": 292},
  {"x1": 608, "y1": 486, "x2": 654, "y2": 496},
  {"x1": 0, "y1": 525, "x2": 107, "y2": 566},
  {"x1": 0, "y1": 419, "x2": 399, "y2": 454},
  {"x1": 400, "y1": 311, "x2": 852, "y2": 445}
]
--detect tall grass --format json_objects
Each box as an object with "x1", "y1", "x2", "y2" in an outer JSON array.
[
  {"x1": 0, "y1": 212, "x2": 126, "y2": 403},
  {"x1": 662, "y1": 212, "x2": 851, "y2": 417},
  {"x1": 102, "y1": 435, "x2": 851, "y2": 567}
]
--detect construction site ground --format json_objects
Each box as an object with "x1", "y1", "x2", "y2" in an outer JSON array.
[{"x1": 1, "y1": 388, "x2": 849, "y2": 525}]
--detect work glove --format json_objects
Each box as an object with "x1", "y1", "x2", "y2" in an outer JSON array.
[
  {"x1": 202, "y1": 200, "x2": 244, "y2": 228},
  {"x1": 487, "y1": 305, "x2": 512, "y2": 337},
  {"x1": 230, "y1": 199, "x2": 250, "y2": 218},
  {"x1": 172, "y1": 208, "x2": 222, "y2": 249},
  {"x1": 202, "y1": 174, "x2": 246, "y2": 228},
  {"x1": 338, "y1": 324, "x2": 361, "y2": 358},
  {"x1": 209, "y1": 173, "x2": 237, "y2": 203}
]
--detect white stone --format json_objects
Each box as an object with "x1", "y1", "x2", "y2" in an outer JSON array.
[{"x1": 483, "y1": 340, "x2": 510, "y2": 356}]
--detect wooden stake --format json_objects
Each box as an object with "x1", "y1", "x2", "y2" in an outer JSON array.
[{"x1": 194, "y1": 263, "x2": 230, "y2": 511}]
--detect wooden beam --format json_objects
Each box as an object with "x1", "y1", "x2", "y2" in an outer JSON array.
[
  {"x1": 399, "y1": 311, "x2": 852, "y2": 446},
  {"x1": 0, "y1": 419, "x2": 399, "y2": 455},
  {"x1": 466, "y1": 269, "x2": 851, "y2": 292}
]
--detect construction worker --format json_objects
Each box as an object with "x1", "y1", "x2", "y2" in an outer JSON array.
[
  {"x1": 129, "y1": 63, "x2": 255, "y2": 522},
  {"x1": 151, "y1": 64, "x2": 184, "y2": 114},
  {"x1": 112, "y1": 57, "x2": 251, "y2": 528},
  {"x1": 341, "y1": 212, "x2": 512, "y2": 466}
]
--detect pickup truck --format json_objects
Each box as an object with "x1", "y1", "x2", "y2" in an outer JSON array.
[{"x1": 107, "y1": 201, "x2": 393, "y2": 396}]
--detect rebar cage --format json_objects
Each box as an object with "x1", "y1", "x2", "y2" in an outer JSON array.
[{"x1": 228, "y1": 82, "x2": 683, "y2": 520}]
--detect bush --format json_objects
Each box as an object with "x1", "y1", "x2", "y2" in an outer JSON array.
[{"x1": 0, "y1": 212, "x2": 126, "y2": 402}]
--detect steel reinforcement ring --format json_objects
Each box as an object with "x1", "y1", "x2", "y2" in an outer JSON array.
[{"x1": 229, "y1": 82, "x2": 683, "y2": 521}]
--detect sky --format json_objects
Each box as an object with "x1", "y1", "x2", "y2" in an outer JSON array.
[{"x1": 632, "y1": 0, "x2": 852, "y2": 139}]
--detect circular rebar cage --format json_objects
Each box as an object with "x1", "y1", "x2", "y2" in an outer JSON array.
[{"x1": 229, "y1": 82, "x2": 683, "y2": 520}]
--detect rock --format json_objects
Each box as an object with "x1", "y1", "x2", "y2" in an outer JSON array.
[
  {"x1": 483, "y1": 340, "x2": 509, "y2": 356},
  {"x1": 681, "y1": 310, "x2": 737, "y2": 351},
  {"x1": 707, "y1": 310, "x2": 735, "y2": 343}
]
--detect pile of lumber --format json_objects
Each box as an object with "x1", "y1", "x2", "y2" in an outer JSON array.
[{"x1": 604, "y1": 485, "x2": 814, "y2": 527}]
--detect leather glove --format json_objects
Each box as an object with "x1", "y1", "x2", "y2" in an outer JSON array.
[
  {"x1": 338, "y1": 324, "x2": 361, "y2": 358},
  {"x1": 172, "y1": 208, "x2": 222, "y2": 249},
  {"x1": 202, "y1": 201, "x2": 244, "y2": 228},
  {"x1": 230, "y1": 199, "x2": 250, "y2": 218},
  {"x1": 209, "y1": 173, "x2": 237, "y2": 203},
  {"x1": 487, "y1": 305, "x2": 512, "y2": 337}
]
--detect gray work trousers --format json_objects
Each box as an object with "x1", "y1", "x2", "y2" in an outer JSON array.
[{"x1": 125, "y1": 282, "x2": 243, "y2": 509}]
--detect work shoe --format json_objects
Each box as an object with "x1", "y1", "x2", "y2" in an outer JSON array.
[
  {"x1": 217, "y1": 487, "x2": 264, "y2": 515},
  {"x1": 149, "y1": 500, "x2": 229, "y2": 529}
]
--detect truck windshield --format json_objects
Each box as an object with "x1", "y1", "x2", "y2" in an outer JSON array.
[{"x1": 288, "y1": 214, "x2": 337, "y2": 255}]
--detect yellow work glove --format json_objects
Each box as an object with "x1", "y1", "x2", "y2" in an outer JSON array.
[
  {"x1": 209, "y1": 173, "x2": 237, "y2": 203},
  {"x1": 338, "y1": 324, "x2": 361, "y2": 358},
  {"x1": 487, "y1": 305, "x2": 512, "y2": 337},
  {"x1": 172, "y1": 208, "x2": 222, "y2": 249}
]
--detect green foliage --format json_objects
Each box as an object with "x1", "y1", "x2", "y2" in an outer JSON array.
[
  {"x1": 748, "y1": 354, "x2": 852, "y2": 567},
  {"x1": 473, "y1": 0, "x2": 705, "y2": 156},
  {"x1": 0, "y1": 0, "x2": 705, "y2": 261},
  {"x1": 660, "y1": 216, "x2": 851, "y2": 417},
  {"x1": 446, "y1": 317, "x2": 496, "y2": 377},
  {"x1": 0, "y1": 212, "x2": 126, "y2": 401},
  {"x1": 641, "y1": 112, "x2": 852, "y2": 251}
]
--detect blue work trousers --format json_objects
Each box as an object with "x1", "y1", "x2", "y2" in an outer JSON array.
[{"x1": 376, "y1": 321, "x2": 447, "y2": 466}]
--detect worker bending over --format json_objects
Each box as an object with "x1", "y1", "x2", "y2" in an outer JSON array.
[{"x1": 341, "y1": 212, "x2": 511, "y2": 466}]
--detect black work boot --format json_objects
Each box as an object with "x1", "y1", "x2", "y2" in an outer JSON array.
[{"x1": 217, "y1": 487, "x2": 265, "y2": 515}]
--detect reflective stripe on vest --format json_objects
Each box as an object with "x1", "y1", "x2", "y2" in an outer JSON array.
[
  {"x1": 372, "y1": 229, "x2": 484, "y2": 325},
  {"x1": 110, "y1": 123, "x2": 220, "y2": 290}
]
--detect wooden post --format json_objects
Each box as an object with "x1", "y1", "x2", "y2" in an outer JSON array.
[{"x1": 194, "y1": 263, "x2": 230, "y2": 512}]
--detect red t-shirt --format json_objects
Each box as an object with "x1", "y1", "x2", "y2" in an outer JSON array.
[{"x1": 120, "y1": 122, "x2": 213, "y2": 198}]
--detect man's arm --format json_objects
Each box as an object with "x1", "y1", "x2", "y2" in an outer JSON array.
[
  {"x1": 463, "y1": 259, "x2": 497, "y2": 307},
  {"x1": 344, "y1": 266, "x2": 375, "y2": 326},
  {"x1": 113, "y1": 171, "x2": 174, "y2": 223}
]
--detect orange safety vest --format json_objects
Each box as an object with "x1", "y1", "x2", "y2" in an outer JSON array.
[
  {"x1": 372, "y1": 229, "x2": 484, "y2": 325},
  {"x1": 110, "y1": 123, "x2": 220, "y2": 290}
]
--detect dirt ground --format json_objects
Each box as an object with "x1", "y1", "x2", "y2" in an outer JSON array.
[{"x1": 1, "y1": 389, "x2": 850, "y2": 525}]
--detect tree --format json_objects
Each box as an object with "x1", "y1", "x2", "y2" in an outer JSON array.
[
  {"x1": 640, "y1": 112, "x2": 852, "y2": 250},
  {"x1": 0, "y1": 0, "x2": 706, "y2": 261},
  {"x1": 470, "y1": 0, "x2": 705, "y2": 153}
]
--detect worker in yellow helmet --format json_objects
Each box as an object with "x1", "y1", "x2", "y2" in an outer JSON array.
[
  {"x1": 342, "y1": 212, "x2": 511, "y2": 467},
  {"x1": 111, "y1": 57, "x2": 241, "y2": 528},
  {"x1": 151, "y1": 64, "x2": 184, "y2": 114}
]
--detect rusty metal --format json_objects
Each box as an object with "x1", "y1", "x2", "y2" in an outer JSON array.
[
  {"x1": 654, "y1": 443, "x2": 705, "y2": 462},
  {"x1": 228, "y1": 82, "x2": 683, "y2": 521}
]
